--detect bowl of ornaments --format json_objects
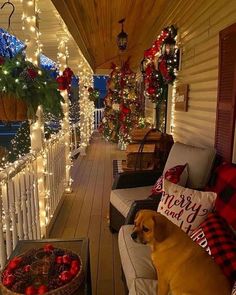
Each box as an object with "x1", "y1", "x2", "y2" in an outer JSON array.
[{"x1": 0, "y1": 244, "x2": 84, "y2": 295}]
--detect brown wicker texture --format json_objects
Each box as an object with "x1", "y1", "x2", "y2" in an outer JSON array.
[
  {"x1": 0, "y1": 93, "x2": 27, "y2": 122},
  {"x1": 0, "y1": 248, "x2": 84, "y2": 295}
]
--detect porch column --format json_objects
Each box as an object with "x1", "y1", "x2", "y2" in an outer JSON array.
[
  {"x1": 22, "y1": 0, "x2": 41, "y2": 65},
  {"x1": 78, "y1": 57, "x2": 94, "y2": 155},
  {"x1": 22, "y1": 0, "x2": 45, "y2": 236},
  {"x1": 57, "y1": 37, "x2": 72, "y2": 192}
]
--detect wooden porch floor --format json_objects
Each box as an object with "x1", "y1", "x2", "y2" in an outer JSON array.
[{"x1": 49, "y1": 132, "x2": 126, "y2": 295}]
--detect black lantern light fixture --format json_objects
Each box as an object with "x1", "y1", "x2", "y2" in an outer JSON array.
[{"x1": 117, "y1": 18, "x2": 128, "y2": 51}]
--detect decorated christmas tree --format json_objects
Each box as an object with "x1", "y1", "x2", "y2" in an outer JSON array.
[{"x1": 100, "y1": 61, "x2": 140, "y2": 148}]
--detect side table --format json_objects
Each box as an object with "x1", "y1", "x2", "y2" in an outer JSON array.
[{"x1": 0, "y1": 238, "x2": 92, "y2": 295}]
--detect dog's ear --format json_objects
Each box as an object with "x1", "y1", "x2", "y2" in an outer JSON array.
[
  {"x1": 152, "y1": 214, "x2": 169, "y2": 243},
  {"x1": 134, "y1": 211, "x2": 141, "y2": 223}
]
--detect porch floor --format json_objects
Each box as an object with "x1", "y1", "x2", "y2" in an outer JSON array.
[{"x1": 49, "y1": 132, "x2": 126, "y2": 295}]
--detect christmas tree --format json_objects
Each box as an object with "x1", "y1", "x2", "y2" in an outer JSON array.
[
  {"x1": 7, "y1": 121, "x2": 30, "y2": 162},
  {"x1": 100, "y1": 61, "x2": 140, "y2": 148}
]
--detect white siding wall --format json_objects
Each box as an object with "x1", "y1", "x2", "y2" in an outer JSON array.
[{"x1": 146, "y1": 0, "x2": 236, "y2": 148}]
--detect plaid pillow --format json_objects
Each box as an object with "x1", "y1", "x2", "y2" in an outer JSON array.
[
  {"x1": 151, "y1": 164, "x2": 188, "y2": 195},
  {"x1": 191, "y1": 212, "x2": 236, "y2": 284},
  {"x1": 232, "y1": 282, "x2": 236, "y2": 295},
  {"x1": 209, "y1": 163, "x2": 236, "y2": 230}
]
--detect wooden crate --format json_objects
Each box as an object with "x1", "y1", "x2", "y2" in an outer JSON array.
[
  {"x1": 130, "y1": 128, "x2": 162, "y2": 142},
  {"x1": 125, "y1": 143, "x2": 155, "y2": 170}
]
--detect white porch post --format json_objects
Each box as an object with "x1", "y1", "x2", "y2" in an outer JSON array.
[
  {"x1": 57, "y1": 38, "x2": 72, "y2": 192},
  {"x1": 78, "y1": 57, "x2": 94, "y2": 156},
  {"x1": 22, "y1": 0, "x2": 45, "y2": 236}
]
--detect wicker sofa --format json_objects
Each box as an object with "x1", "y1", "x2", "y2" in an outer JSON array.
[
  {"x1": 109, "y1": 142, "x2": 216, "y2": 232},
  {"x1": 114, "y1": 145, "x2": 236, "y2": 295}
]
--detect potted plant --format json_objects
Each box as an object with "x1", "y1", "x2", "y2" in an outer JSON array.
[{"x1": 0, "y1": 53, "x2": 63, "y2": 122}]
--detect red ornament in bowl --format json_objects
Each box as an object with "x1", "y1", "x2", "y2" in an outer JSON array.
[
  {"x1": 3, "y1": 274, "x2": 15, "y2": 287},
  {"x1": 37, "y1": 284, "x2": 48, "y2": 294},
  {"x1": 59, "y1": 271, "x2": 72, "y2": 283},
  {"x1": 8, "y1": 257, "x2": 22, "y2": 270},
  {"x1": 43, "y1": 244, "x2": 54, "y2": 252},
  {"x1": 25, "y1": 285, "x2": 37, "y2": 295}
]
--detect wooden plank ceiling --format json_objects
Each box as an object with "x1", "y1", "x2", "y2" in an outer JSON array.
[{"x1": 51, "y1": 0, "x2": 168, "y2": 72}]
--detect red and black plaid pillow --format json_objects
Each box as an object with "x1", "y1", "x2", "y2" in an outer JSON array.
[
  {"x1": 209, "y1": 163, "x2": 236, "y2": 230},
  {"x1": 191, "y1": 212, "x2": 236, "y2": 285}
]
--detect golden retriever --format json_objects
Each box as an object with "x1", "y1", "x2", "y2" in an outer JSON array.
[{"x1": 131, "y1": 209, "x2": 231, "y2": 295}]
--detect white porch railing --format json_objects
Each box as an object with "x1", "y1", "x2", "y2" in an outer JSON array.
[
  {"x1": 71, "y1": 121, "x2": 80, "y2": 157},
  {"x1": 94, "y1": 108, "x2": 104, "y2": 130},
  {"x1": 0, "y1": 130, "x2": 68, "y2": 269}
]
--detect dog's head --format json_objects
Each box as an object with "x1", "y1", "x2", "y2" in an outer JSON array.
[{"x1": 131, "y1": 210, "x2": 170, "y2": 245}]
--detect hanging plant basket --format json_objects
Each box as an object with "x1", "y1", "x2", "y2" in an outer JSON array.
[{"x1": 0, "y1": 92, "x2": 27, "y2": 122}]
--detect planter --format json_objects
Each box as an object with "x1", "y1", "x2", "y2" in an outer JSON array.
[{"x1": 0, "y1": 93, "x2": 27, "y2": 122}]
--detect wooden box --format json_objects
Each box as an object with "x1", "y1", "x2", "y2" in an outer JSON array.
[{"x1": 125, "y1": 143, "x2": 155, "y2": 170}]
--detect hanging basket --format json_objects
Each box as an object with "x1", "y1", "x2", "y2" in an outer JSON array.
[{"x1": 0, "y1": 92, "x2": 28, "y2": 122}]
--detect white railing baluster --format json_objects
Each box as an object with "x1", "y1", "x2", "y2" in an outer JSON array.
[
  {"x1": 8, "y1": 179, "x2": 18, "y2": 249},
  {"x1": 94, "y1": 108, "x2": 104, "y2": 130},
  {"x1": 25, "y1": 169, "x2": 33, "y2": 239},
  {"x1": 33, "y1": 161, "x2": 41, "y2": 239},
  {"x1": 2, "y1": 182, "x2": 12, "y2": 258},
  {"x1": 14, "y1": 174, "x2": 24, "y2": 240},
  {"x1": 29, "y1": 166, "x2": 36, "y2": 240},
  {"x1": 0, "y1": 192, "x2": 7, "y2": 269},
  {"x1": 20, "y1": 173, "x2": 29, "y2": 240}
]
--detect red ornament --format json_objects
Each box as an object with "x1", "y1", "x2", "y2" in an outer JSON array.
[
  {"x1": 3, "y1": 274, "x2": 15, "y2": 287},
  {"x1": 88, "y1": 87, "x2": 93, "y2": 93},
  {"x1": 59, "y1": 271, "x2": 72, "y2": 283},
  {"x1": 23, "y1": 265, "x2": 31, "y2": 272},
  {"x1": 27, "y1": 68, "x2": 38, "y2": 79},
  {"x1": 0, "y1": 56, "x2": 5, "y2": 65},
  {"x1": 62, "y1": 255, "x2": 71, "y2": 265},
  {"x1": 71, "y1": 260, "x2": 80, "y2": 268},
  {"x1": 56, "y1": 256, "x2": 63, "y2": 264},
  {"x1": 119, "y1": 113, "x2": 126, "y2": 122},
  {"x1": 70, "y1": 265, "x2": 79, "y2": 276},
  {"x1": 3, "y1": 269, "x2": 12, "y2": 277},
  {"x1": 122, "y1": 106, "x2": 131, "y2": 115},
  {"x1": 56, "y1": 76, "x2": 68, "y2": 90},
  {"x1": 43, "y1": 244, "x2": 54, "y2": 252},
  {"x1": 8, "y1": 257, "x2": 22, "y2": 270},
  {"x1": 25, "y1": 285, "x2": 37, "y2": 295},
  {"x1": 37, "y1": 285, "x2": 48, "y2": 294},
  {"x1": 147, "y1": 87, "x2": 156, "y2": 95}
]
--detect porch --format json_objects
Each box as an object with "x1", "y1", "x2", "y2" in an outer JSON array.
[{"x1": 49, "y1": 132, "x2": 126, "y2": 295}]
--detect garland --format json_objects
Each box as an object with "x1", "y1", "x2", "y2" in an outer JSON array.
[{"x1": 142, "y1": 25, "x2": 179, "y2": 103}]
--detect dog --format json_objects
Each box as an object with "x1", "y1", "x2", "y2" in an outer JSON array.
[{"x1": 131, "y1": 210, "x2": 231, "y2": 295}]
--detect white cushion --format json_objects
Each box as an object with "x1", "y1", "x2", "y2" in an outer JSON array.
[
  {"x1": 118, "y1": 225, "x2": 156, "y2": 289},
  {"x1": 163, "y1": 142, "x2": 216, "y2": 189},
  {"x1": 129, "y1": 278, "x2": 157, "y2": 295},
  {"x1": 110, "y1": 186, "x2": 153, "y2": 217},
  {"x1": 158, "y1": 179, "x2": 217, "y2": 235}
]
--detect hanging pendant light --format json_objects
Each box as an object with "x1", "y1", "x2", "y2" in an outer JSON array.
[{"x1": 117, "y1": 18, "x2": 128, "y2": 51}]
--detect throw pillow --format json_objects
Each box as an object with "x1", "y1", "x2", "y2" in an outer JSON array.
[
  {"x1": 191, "y1": 212, "x2": 236, "y2": 285},
  {"x1": 151, "y1": 164, "x2": 188, "y2": 195},
  {"x1": 158, "y1": 179, "x2": 217, "y2": 235},
  {"x1": 209, "y1": 162, "x2": 236, "y2": 230},
  {"x1": 232, "y1": 282, "x2": 236, "y2": 295}
]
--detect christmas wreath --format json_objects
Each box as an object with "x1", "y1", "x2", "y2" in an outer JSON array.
[{"x1": 142, "y1": 25, "x2": 179, "y2": 103}]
